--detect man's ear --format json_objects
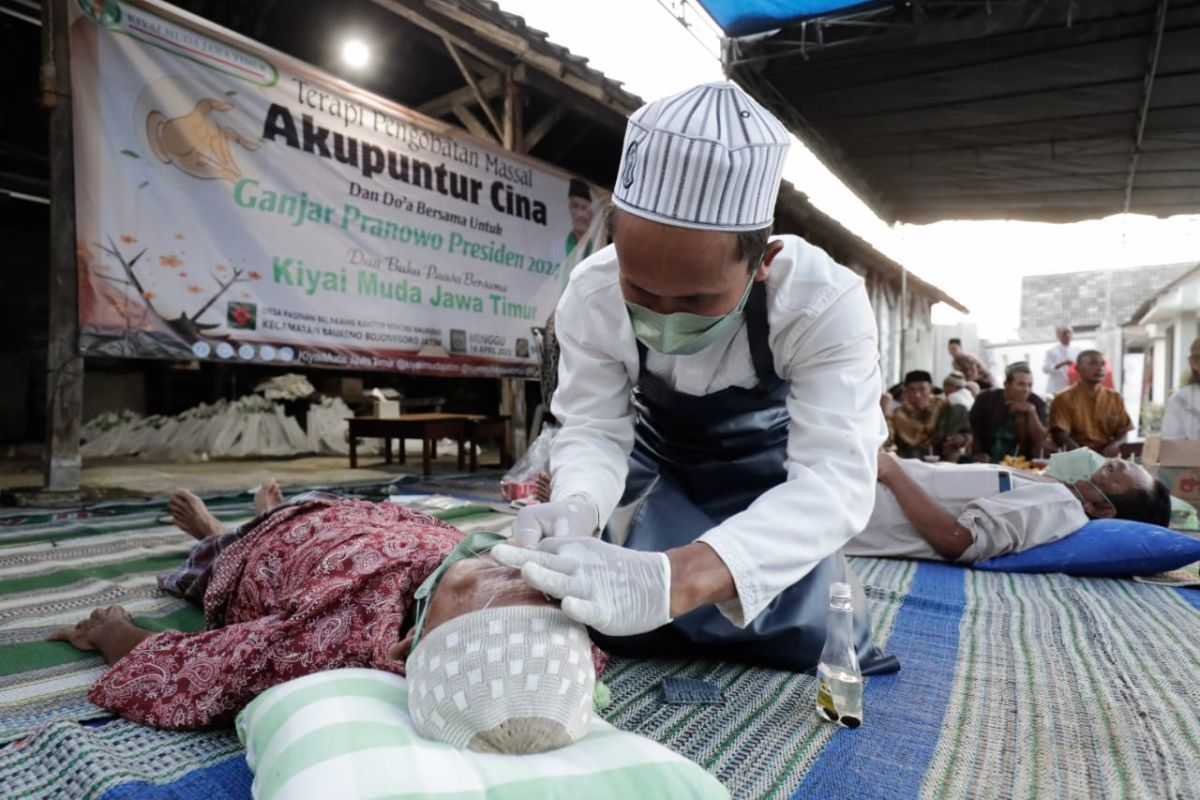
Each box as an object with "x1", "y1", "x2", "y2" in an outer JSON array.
[
  {"x1": 387, "y1": 629, "x2": 416, "y2": 662},
  {"x1": 756, "y1": 240, "x2": 786, "y2": 281},
  {"x1": 1084, "y1": 498, "x2": 1117, "y2": 520}
]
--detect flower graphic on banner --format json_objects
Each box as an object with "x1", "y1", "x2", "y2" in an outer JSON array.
[
  {"x1": 88, "y1": 235, "x2": 258, "y2": 342},
  {"x1": 146, "y1": 98, "x2": 260, "y2": 182}
]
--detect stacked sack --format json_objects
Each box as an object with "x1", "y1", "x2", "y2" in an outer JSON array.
[{"x1": 79, "y1": 373, "x2": 379, "y2": 460}]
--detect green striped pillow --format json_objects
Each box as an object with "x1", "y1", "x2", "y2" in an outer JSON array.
[{"x1": 236, "y1": 668, "x2": 729, "y2": 800}]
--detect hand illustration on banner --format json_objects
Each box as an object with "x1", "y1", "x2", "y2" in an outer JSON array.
[{"x1": 147, "y1": 98, "x2": 260, "y2": 182}]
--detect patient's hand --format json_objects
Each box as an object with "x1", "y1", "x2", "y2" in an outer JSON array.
[{"x1": 48, "y1": 605, "x2": 152, "y2": 664}]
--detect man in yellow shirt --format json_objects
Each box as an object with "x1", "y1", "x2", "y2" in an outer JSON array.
[{"x1": 1049, "y1": 350, "x2": 1133, "y2": 455}]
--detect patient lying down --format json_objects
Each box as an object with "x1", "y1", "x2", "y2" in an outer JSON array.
[
  {"x1": 50, "y1": 484, "x2": 601, "y2": 754},
  {"x1": 846, "y1": 452, "x2": 1171, "y2": 563}
]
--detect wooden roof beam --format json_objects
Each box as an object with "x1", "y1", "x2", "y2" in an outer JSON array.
[
  {"x1": 366, "y1": 0, "x2": 511, "y2": 72},
  {"x1": 452, "y1": 104, "x2": 500, "y2": 144},
  {"x1": 416, "y1": 73, "x2": 504, "y2": 118},
  {"x1": 521, "y1": 104, "x2": 567, "y2": 153},
  {"x1": 443, "y1": 37, "x2": 504, "y2": 139},
  {"x1": 421, "y1": 0, "x2": 635, "y2": 118}
]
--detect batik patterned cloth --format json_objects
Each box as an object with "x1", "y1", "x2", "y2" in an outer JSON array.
[
  {"x1": 157, "y1": 491, "x2": 341, "y2": 606},
  {"x1": 89, "y1": 498, "x2": 463, "y2": 729}
]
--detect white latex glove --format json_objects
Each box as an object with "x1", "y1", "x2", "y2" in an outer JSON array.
[
  {"x1": 491, "y1": 537, "x2": 672, "y2": 636},
  {"x1": 510, "y1": 494, "x2": 599, "y2": 546}
]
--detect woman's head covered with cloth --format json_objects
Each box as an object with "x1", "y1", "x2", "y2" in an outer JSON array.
[{"x1": 391, "y1": 531, "x2": 597, "y2": 755}]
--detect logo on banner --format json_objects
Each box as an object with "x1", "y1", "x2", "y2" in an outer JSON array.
[
  {"x1": 621, "y1": 140, "x2": 639, "y2": 189},
  {"x1": 78, "y1": 0, "x2": 120, "y2": 26},
  {"x1": 515, "y1": 338, "x2": 529, "y2": 358},
  {"x1": 80, "y1": 0, "x2": 278, "y2": 85},
  {"x1": 227, "y1": 301, "x2": 257, "y2": 330},
  {"x1": 450, "y1": 330, "x2": 467, "y2": 354}
]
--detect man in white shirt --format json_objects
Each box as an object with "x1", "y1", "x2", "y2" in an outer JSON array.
[
  {"x1": 1161, "y1": 337, "x2": 1200, "y2": 439},
  {"x1": 1042, "y1": 325, "x2": 1079, "y2": 396},
  {"x1": 492, "y1": 82, "x2": 892, "y2": 673},
  {"x1": 847, "y1": 451, "x2": 1170, "y2": 563},
  {"x1": 944, "y1": 370, "x2": 974, "y2": 411}
]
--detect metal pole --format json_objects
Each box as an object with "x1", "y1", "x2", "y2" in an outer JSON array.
[
  {"x1": 499, "y1": 73, "x2": 527, "y2": 460},
  {"x1": 899, "y1": 266, "x2": 908, "y2": 378},
  {"x1": 40, "y1": 0, "x2": 83, "y2": 493}
]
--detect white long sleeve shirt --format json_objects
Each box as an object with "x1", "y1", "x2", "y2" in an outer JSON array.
[
  {"x1": 947, "y1": 387, "x2": 974, "y2": 411},
  {"x1": 1042, "y1": 342, "x2": 1079, "y2": 395},
  {"x1": 549, "y1": 235, "x2": 887, "y2": 627},
  {"x1": 844, "y1": 460, "x2": 1087, "y2": 563},
  {"x1": 1162, "y1": 384, "x2": 1200, "y2": 440}
]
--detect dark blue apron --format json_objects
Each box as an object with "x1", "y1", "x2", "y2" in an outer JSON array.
[{"x1": 596, "y1": 281, "x2": 898, "y2": 675}]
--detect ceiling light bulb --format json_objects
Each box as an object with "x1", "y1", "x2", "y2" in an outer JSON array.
[{"x1": 341, "y1": 39, "x2": 370, "y2": 69}]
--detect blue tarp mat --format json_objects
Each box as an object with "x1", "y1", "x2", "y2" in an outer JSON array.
[{"x1": 696, "y1": 0, "x2": 886, "y2": 37}]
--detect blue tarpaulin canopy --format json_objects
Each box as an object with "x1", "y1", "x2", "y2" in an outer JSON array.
[
  {"x1": 695, "y1": 0, "x2": 886, "y2": 37},
  {"x1": 713, "y1": 0, "x2": 1200, "y2": 223}
]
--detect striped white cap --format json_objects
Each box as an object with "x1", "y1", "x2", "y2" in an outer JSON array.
[{"x1": 612, "y1": 81, "x2": 790, "y2": 232}]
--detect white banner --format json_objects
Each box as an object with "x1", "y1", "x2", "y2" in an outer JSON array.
[{"x1": 71, "y1": 0, "x2": 606, "y2": 377}]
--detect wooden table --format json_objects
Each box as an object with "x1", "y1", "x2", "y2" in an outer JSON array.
[
  {"x1": 465, "y1": 417, "x2": 512, "y2": 471},
  {"x1": 347, "y1": 414, "x2": 483, "y2": 476}
]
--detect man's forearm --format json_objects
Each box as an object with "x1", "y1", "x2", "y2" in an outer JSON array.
[
  {"x1": 879, "y1": 468, "x2": 973, "y2": 560},
  {"x1": 1103, "y1": 430, "x2": 1130, "y2": 453},
  {"x1": 1050, "y1": 427, "x2": 1077, "y2": 450},
  {"x1": 971, "y1": 435, "x2": 988, "y2": 458},
  {"x1": 1020, "y1": 411, "x2": 1048, "y2": 452},
  {"x1": 666, "y1": 542, "x2": 738, "y2": 618}
]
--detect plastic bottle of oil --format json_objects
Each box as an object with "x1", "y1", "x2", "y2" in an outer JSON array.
[{"x1": 815, "y1": 581, "x2": 863, "y2": 729}]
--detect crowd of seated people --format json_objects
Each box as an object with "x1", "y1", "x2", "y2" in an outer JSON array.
[{"x1": 883, "y1": 344, "x2": 1135, "y2": 463}]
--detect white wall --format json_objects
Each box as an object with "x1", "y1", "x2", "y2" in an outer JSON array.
[
  {"x1": 932, "y1": 323, "x2": 981, "y2": 385},
  {"x1": 1151, "y1": 334, "x2": 1168, "y2": 404},
  {"x1": 1144, "y1": 310, "x2": 1200, "y2": 401},
  {"x1": 1124, "y1": 352, "x2": 1145, "y2": 437},
  {"x1": 1173, "y1": 315, "x2": 1198, "y2": 389},
  {"x1": 985, "y1": 337, "x2": 1097, "y2": 397}
]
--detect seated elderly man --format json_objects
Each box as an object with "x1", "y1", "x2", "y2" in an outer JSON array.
[
  {"x1": 969, "y1": 362, "x2": 1049, "y2": 464},
  {"x1": 891, "y1": 370, "x2": 972, "y2": 462},
  {"x1": 1049, "y1": 350, "x2": 1133, "y2": 456},
  {"x1": 49, "y1": 482, "x2": 600, "y2": 754},
  {"x1": 846, "y1": 449, "x2": 1170, "y2": 563}
]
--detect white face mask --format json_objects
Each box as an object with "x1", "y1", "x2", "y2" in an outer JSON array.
[{"x1": 1045, "y1": 448, "x2": 1107, "y2": 484}]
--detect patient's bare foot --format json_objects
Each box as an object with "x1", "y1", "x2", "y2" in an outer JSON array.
[
  {"x1": 169, "y1": 489, "x2": 226, "y2": 540},
  {"x1": 254, "y1": 479, "x2": 284, "y2": 516}
]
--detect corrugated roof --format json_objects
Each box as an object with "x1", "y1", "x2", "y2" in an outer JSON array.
[
  {"x1": 726, "y1": 0, "x2": 1200, "y2": 223},
  {"x1": 1021, "y1": 263, "x2": 1196, "y2": 329},
  {"x1": 1128, "y1": 262, "x2": 1200, "y2": 323}
]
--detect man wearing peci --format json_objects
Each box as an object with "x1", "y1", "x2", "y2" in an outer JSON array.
[{"x1": 491, "y1": 82, "x2": 896, "y2": 674}]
